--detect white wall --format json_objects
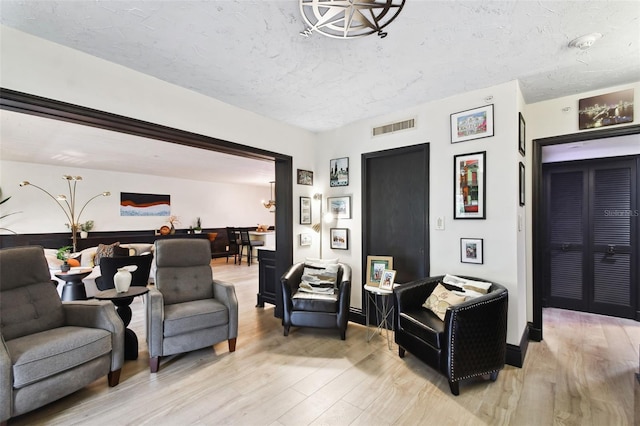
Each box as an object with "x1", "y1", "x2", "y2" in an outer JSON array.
[
  {"x1": 314, "y1": 81, "x2": 528, "y2": 345},
  {"x1": 1, "y1": 161, "x2": 274, "y2": 234}
]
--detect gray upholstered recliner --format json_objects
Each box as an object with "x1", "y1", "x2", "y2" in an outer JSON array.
[
  {"x1": 0, "y1": 246, "x2": 124, "y2": 424},
  {"x1": 146, "y1": 239, "x2": 238, "y2": 373}
]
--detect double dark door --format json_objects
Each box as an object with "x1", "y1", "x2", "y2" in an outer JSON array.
[{"x1": 543, "y1": 156, "x2": 639, "y2": 319}]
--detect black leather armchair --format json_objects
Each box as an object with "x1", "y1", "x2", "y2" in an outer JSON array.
[
  {"x1": 394, "y1": 275, "x2": 508, "y2": 395},
  {"x1": 281, "y1": 262, "x2": 351, "y2": 340}
]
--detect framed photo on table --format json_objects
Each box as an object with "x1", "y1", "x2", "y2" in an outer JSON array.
[
  {"x1": 460, "y1": 238, "x2": 483, "y2": 264},
  {"x1": 379, "y1": 269, "x2": 397, "y2": 290},
  {"x1": 366, "y1": 255, "x2": 393, "y2": 286},
  {"x1": 450, "y1": 104, "x2": 494, "y2": 143},
  {"x1": 330, "y1": 228, "x2": 348, "y2": 250},
  {"x1": 454, "y1": 151, "x2": 486, "y2": 219}
]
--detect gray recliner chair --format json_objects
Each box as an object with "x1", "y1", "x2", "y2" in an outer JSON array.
[
  {"x1": 146, "y1": 239, "x2": 238, "y2": 373},
  {"x1": 0, "y1": 246, "x2": 124, "y2": 424}
]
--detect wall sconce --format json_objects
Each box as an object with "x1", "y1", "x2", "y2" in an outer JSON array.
[
  {"x1": 19, "y1": 175, "x2": 110, "y2": 252},
  {"x1": 262, "y1": 181, "x2": 276, "y2": 211}
]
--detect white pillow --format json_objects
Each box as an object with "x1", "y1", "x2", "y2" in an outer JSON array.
[
  {"x1": 442, "y1": 274, "x2": 491, "y2": 294},
  {"x1": 305, "y1": 257, "x2": 339, "y2": 266},
  {"x1": 44, "y1": 253, "x2": 63, "y2": 270}
]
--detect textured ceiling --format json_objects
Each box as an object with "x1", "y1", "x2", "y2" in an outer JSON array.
[
  {"x1": 0, "y1": 0, "x2": 639, "y2": 184},
  {"x1": 2, "y1": 0, "x2": 639, "y2": 132}
]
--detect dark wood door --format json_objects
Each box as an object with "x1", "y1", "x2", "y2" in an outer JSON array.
[
  {"x1": 362, "y1": 144, "x2": 430, "y2": 286},
  {"x1": 543, "y1": 157, "x2": 638, "y2": 319}
]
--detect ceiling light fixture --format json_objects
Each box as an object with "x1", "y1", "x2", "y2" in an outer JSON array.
[
  {"x1": 299, "y1": 0, "x2": 405, "y2": 39},
  {"x1": 568, "y1": 33, "x2": 602, "y2": 50},
  {"x1": 262, "y1": 181, "x2": 276, "y2": 211}
]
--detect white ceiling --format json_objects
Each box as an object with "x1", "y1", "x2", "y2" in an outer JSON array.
[{"x1": 1, "y1": 0, "x2": 639, "y2": 184}]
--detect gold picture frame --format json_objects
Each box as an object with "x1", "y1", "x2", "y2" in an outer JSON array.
[{"x1": 366, "y1": 255, "x2": 393, "y2": 286}]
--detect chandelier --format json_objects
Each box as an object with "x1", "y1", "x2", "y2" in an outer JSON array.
[
  {"x1": 299, "y1": 0, "x2": 405, "y2": 39},
  {"x1": 262, "y1": 181, "x2": 276, "y2": 211},
  {"x1": 20, "y1": 175, "x2": 110, "y2": 252}
]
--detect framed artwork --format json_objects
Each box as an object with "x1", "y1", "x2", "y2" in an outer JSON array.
[
  {"x1": 460, "y1": 238, "x2": 483, "y2": 264},
  {"x1": 300, "y1": 196, "x2": 312, "y2": 224},
  {"x1": 327, "y1": 196, "x2": 351, "y2": 219},
  {"x1": 379, "y1": 269, "x2": 397, "y2": 290},
  {"x1": 366, "y1": 255, "x2": 393, "y2": 286},
  {"x1": 519, "y1": 162, "x2": 525, "y2": 206},
  {"x1": 120, "y1": 192, "x2": 170, "y2": 216},
  {"x1": 330, "y1": 157, "x2": 349, "y2": 187},
  {"x1": 578, "y1": 88, "x2": 634, "y2": 130},
  {"x1": 450, "y1": 104, "x2": 494, "y2": 143},
  {"x1": 453, "y1": 151, "x2": 486, "y2": 219},
  {"x1": 330, "y1": 228, "x2": 348, "y2": 250},
  {"x1": 297, "y1": 169, "x2": 313, "y2": 186},
  {"x1": 299, "y1": 233, "x2": 312, "y2": 246},
  {"x1": 518, "y1": 112, "x2": 526, "y2": 156}
]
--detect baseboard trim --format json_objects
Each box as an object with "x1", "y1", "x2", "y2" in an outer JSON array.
[
  {"x1": 349, "y1": 308, "x2": 366, "y2": 326},
  {"x1": 528, "y1": 321, "x2": 542, "y2": 342},
  {"x1": 505, "y1": 324, "x2": 530, "y2": 368}
]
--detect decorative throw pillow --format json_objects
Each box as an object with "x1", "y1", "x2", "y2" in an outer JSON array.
[
  {"x1": 422, "y1": 283, "x2": 467, "y2": 321},
  {"x1": 94, "y1": 242, "x2": 128, "y2": 266},
  {"x1": 302, "y1": 263, "x2": 339, "y2": 289}
]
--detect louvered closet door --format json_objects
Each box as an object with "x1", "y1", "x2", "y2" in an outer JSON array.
[
  {"x1": 544, "y1": 158, "x2": 637, "y2": 319},
  {"x1": 546, "y1": 167, "x2": 589, "y2": 311},
  {"x1": 590, "y1": 160, "x2": 636, "y2": 318}
]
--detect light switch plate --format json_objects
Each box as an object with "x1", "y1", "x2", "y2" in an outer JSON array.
[{"x1": 435, "y1": 216, "x2": 445, "y2": 230}]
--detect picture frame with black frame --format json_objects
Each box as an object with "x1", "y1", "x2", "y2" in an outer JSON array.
[
  {"x1": 330, "y1": 157, "x2": 349, "y2": 187},
  {"x1": 327, "y1": 195, "x2": 351, "y2": 219},
  {"x1": 450, "y1": 104, "x2": 494, "y2": 143},
  {"x1": 453, "y1": 151, "x2": 486, "y2": 219},
  {"x1": 460, "y1": 238, "x2": 483, "y2": 264},
  {"x1": 297, "y1": 169, "x2": 313, "y2": 186},
  {"x1": 300, "y1": 196, "x2": 312, "y2": 224},
  {"x1": 330, "y1": 228, "x2": 348, "y2": 250},
  {"x1": 518, "y1": 112, "x2": 526, "y2": 156},
  {"x1": 519, "y1": 162, "x2": 525, "y2": 206}
]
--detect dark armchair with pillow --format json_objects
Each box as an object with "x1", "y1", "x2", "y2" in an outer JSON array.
[
  {"x1": 0, "y1": 246, "x2": 124, "y2": 424},
  {"x1": 394, "y1": 275, "x2": 508, "y2": 395},
  {"x1": 281, "y1": 261, "x2": 351, "y2": 340}
]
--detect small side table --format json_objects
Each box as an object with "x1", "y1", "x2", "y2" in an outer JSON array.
[
  {"x1": 95, "y1": 286, "x2": 149, "y2": 360},
  {"x1": 55, "y1": 268, "x2": 92, "y2": 301},
  {"x1": 364, "y1": 284, "x2": 395, "y2": 350}
]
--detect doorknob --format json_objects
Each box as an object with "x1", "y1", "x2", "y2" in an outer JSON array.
[
  {"x1": 561, "y1": 243, "x2": 571, "y2": 252},
  {"x1": 607, "y1": 244, "x2": 616, "y2": 255}
]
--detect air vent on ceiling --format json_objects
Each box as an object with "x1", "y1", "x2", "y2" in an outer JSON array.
[{"x1": 372, "y1": 118, "x2": 415, "y2": 137}]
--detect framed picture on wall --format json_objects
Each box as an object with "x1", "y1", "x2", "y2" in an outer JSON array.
[
  {"x1": 519, "y1": 162, "x2": 525, "y2": 206},
  {"x1": 300, "y1": 196, "x2": 312, "y2": 224},
  {"x1": 518, "y1": 112, "x2": 526, "y2": 156},
  {"x1": 330, "y1": 157, "x2": 349, "y2": 187},
  {"x1": 297, "y1": 169, "x2": 313, "y2": 186},
  {"x1": 450, "y1": 104, "x2": 494, "y2": 143},
  {"x1": 299, "y1": 233, "x2": 312, "y2": 246},
  {"x1": 327, "y1": 196, "x2": 351, "y2": 219},
  {"x1": 453, "y1": 151, "x2": 486, "y2": 219},
  {"x1": 330, "y1": 228, "x2": 348, "y2": 250},
  {"x1": 366, "y1": 255, "x2": 393, "y2": 286},
  {"x1": 578, "y1": 88, "x2": 634, "y2": 130},
  {"x1": 460, "y1": 238, "x2": 483, "y2": 264}
]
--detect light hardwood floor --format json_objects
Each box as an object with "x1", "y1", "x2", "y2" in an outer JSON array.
[{"x1": 10, "y1": 259, "x2": 640, "y2": 425}]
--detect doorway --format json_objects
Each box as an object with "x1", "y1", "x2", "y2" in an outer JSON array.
[
  {"x1": 542, "y1": 156, "x2": 638, "y2": 319},
  {"x1": 532, "y1": 124, "x2": 640, "y2": 341}
]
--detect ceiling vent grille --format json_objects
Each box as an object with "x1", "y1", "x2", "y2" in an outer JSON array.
[{"x1": 372, "y1": 118, "x2": 415, "y2": 137}]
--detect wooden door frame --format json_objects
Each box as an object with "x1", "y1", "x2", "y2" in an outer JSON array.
[
  {"x1": 0, "y1": 88, "x2": 293, "y2": 317},
  {"x1": 531, "y1": 124, "x2": 640, "y2": 341}
]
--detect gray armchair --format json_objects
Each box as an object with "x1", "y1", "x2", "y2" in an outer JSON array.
[
  {"x1": 146, "y1": 239, "x2": 238, "y2": 373},
  {"x1": 0, "y1": 246, "x2": 124, "y2": 424}
]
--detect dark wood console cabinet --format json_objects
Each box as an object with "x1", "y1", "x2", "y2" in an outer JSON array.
[{"x1": 257, "y1": 248, "x2": 277, "y2": 308}]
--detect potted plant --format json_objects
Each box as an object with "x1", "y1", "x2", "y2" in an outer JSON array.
[
  {"x1": 57, "y1": 245, "x2": 73, "y2": 272},
  {"x1": 194, "y1": 217, "x2": 202, "y2": 234},
  {"x1": 80, "y1": 220, "x2": 94, "y2": 238}
]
